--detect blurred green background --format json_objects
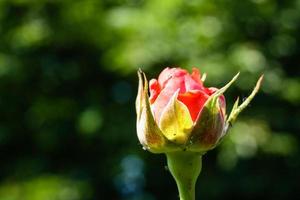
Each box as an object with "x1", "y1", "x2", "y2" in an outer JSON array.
[{"x1": 0, "y1": 0, "x2": 299, "y2": 199}]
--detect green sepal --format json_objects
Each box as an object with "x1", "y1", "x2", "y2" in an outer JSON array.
[
  {"x1": 187, "y1": 73, "x2": 240, "y2": 152},
  {"x1": 136, "y1": 69, "x2": 181, "y2": 153},
  {"x1": 136, "y1": 69, "x2": 144, "y2": 119},
  {"x1": 136, "y1": 69, "x2": 166, "y2": 153},
  {"x1": 159, "y1": 90, "x2": 194, "y2": 145},
  {"x1": 226, "y1": 97, "x2": 239, "y2": 126},
  {"x1": 210, "y1": 72, "x2": 240, "y2": 105},
  {"x1": 201, "y1": 73, "x2": 207, "y2": 82},
  {"x1": 227, "y1": 75, "x2": 264, "y2": 125}
]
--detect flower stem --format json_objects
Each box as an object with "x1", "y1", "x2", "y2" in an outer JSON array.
[{"x1": 166, "y1": 152, "x2": 202, "y2": 200}]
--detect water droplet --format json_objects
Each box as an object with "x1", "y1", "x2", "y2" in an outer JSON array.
[
  {"x1": 142, "y1": 146, "x2": 150, "y2": 151},
  {"x1": 164, "y1": 165, "x2": 169, "y2": 171}
]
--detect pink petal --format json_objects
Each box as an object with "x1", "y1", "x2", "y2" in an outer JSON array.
[
  {"x1": 149, "y1": 79, "x2": 161, "y2": 104},
  {"x1": 158, "y1": 67, "x2": 187, "y2": 88},
  {"x1": 151, "y1": 86, "x2": 175, "y2": 122},
  {"x1": 184, "y1": 74, "x2": 204, "y2": 91},
  {"x1": 151, "y1": 74, "x2": 187, "y2": 121}
]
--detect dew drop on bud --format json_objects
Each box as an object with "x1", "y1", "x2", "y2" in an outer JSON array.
[{"x1": 142, "y1": 146, "x2": 150, "y2": 151}]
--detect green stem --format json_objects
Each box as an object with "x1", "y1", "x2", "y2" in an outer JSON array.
[{"x1": 166, "y1": 152, "x2": 202, "y2": 200}]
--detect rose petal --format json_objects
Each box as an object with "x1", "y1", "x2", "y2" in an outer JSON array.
[
  {"x1": 178, "y1": 91, "x2": 209, "y2": 122},
  {"x1": 191, "y1": 67, "x2": 203, "y2": 85},
  {"x1": 158, "y1": 67, "x2": 187, "y2": 88},
  {"x1": 184, "y1": 74, "x2": 204, "y2": 91},
  {"x1": 149, "y1": 79, "x2": 161, "y2": 104},
  {"x1": 152, "y1": 74, "x2": 188, "y2": 121}
]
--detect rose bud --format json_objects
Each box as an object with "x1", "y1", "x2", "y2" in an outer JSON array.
[
  {"x1": 136, "y1": 67, "x2": 263, "y2": 154},
  {"x1": 136, "y1": 67, "x2": 263, "y2": 200}
]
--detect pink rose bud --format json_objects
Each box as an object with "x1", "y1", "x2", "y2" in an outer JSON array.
[{"x1": 136, "y1": 67, "x2": 263, "y2": 153}]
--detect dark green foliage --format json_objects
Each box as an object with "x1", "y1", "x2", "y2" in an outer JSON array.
[{"x1": 0, "y1": 0, "x2": 299, "y2": 199}]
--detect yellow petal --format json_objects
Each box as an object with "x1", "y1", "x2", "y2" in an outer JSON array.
[{"x1": 159, "y1": 91, "x2": 194, "y2": 144}]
